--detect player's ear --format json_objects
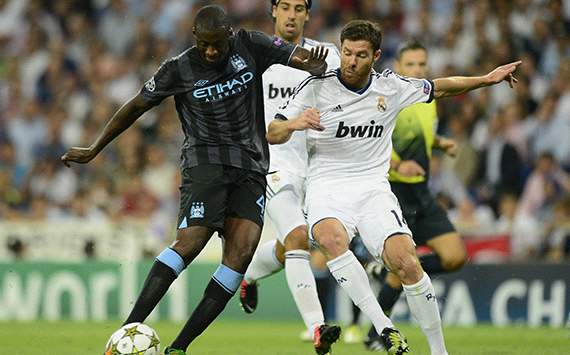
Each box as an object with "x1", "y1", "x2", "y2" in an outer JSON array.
[
  {"x1": 305, "y1": 9, "x2": 310, "y2": 22},
  {"x1": 271, "y1": 5, "x2": 277, "y2": 20},
  {"x1": 374, "y1": 49, "x2": 382, "y2": 63}
]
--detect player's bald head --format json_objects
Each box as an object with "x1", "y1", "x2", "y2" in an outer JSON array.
[{"x1": 193, "y1": 5, "x2": 232, "y2": 34}]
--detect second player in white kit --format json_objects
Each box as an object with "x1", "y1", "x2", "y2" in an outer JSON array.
[
  {"x1": 264, "y1": 37, "x2": 340, "y2": 245},
  {"x1": 240, "y1": 1, "x2": 342, "y2": 354},
  {"x1": 269, "y1": 20, "x2": 522, "y2": 355}
]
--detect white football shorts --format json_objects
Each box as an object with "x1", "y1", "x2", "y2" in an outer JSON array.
[
  {"x1": 306, "y1": 179, "x2": 413, "y2": 261},
  {"x1": 266, "y1": 170, "x2": 307, "y2": 243}
]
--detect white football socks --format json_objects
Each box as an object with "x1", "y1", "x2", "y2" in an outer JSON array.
[
  {"x1": 327, "y1": 251, "x2": 394, "y2": 334},
  {"x1": 285, "y1": 250, "x2": 325, "y2": 334},
  {"x1": 402, "y1": 272, "x2": 448, "y2": 355},
  {"x1": 243, "y1": 240, "x2": 283, "y2": 284}
]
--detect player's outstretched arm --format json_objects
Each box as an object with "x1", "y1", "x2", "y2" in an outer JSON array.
[
  {"x1": 61, "y1": 94, "x2": 154, "y2": 167},
  {"x1": 267, "y1": 108, "x2": 324, "y2": 145},
  {"x1": 433, "y1": 60, "x2": 521, "y2": 99},
  {"x1": 288, "y1": 46, "x2": 329, "y2": 76}
]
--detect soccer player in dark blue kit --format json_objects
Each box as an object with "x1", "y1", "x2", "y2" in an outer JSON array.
[{"x1": 61, "y1": 5, "x2": 328, "y2": 354}]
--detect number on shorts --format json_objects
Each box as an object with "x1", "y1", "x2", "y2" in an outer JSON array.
[{"x1": 390, "y1": 209, "x2": 405, "y2": 227}]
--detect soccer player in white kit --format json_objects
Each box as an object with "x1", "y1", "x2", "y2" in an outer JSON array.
[
  {"x1": 268, "y1": 20, "x2": 521, "y2": 355},
  {"x1": 239, "y1": 1, "x2": 342, "y2": 354}
]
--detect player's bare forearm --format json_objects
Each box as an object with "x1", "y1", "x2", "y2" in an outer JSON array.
[
  {"x1": 266, "y1": 119, "x2": 294, "y2": 145},
  {"x1": 267, "y1": 108, "x2": 323, "y2": 144},
  {"x1": 433, "y1": 76, "x2": 488, "y2": 98},
  {"x1": 288, "y1": 46, "x2": 328, "y2": 75},
  {"x1": 90, "y1": 95, "x2": 152, "y2": 153},
  {"x1": 433, "y1": 60, "x2": 521, "y2": 98},
  {"x1": 61, "y1": 94, "x2": 153, "y2": 166}
]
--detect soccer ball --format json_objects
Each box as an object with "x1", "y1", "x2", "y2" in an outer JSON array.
[{"x1": 104, "y1": 322, "x2": 160, "y2": 355}]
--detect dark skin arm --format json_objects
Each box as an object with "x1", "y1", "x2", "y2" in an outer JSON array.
[
  {"x1": 288, "y1": 46, "x2": 329, "y2": 76},
  {"x1": 61, "y1": 94, "x2": 154, "y2": 166}
]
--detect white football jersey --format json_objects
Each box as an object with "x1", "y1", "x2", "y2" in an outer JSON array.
[
  {"x1": 277, "y1": 69, "x2": 434, "y2": 188},
  {"x1": 263, "y1": 38, "x2": 340, "y2": 177}
]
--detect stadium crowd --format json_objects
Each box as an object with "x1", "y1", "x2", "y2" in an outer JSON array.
[{"x1": 0, "y1": 0, "x2": 569, "y2": 261}]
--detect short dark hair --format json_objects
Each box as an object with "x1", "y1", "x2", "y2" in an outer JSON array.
[
  {"x1": 194, "y1": 5, "x2": 231, "y2": 32},
  {"x1": 340, "y1": 20, "x2": 382, "y2": 52},
  {"x1": 271, "y1": 0, "x2": 312, "y2": 9},
  {"x1": 396, "y1": 39, "x2": 427, "y2": 60}
]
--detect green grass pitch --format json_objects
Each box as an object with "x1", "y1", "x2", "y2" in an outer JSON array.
[{"x1": 1, "y1": 320, "x2": 568, "y2": 354}]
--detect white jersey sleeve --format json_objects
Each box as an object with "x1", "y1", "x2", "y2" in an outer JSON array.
[
  {"x1": 381, "y1": 69, "x2": 434, "y2": 109},
  {"x1": 263, "y1": 38, "x2": 341, "y2": 177},
  {"x1": 276, "y1": 75, "x2": 319, "y2": 120}
]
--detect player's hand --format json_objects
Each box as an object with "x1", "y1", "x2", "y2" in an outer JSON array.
[
  {"x1": 397, "y1": 160, "x2": 425, "y2": 177},
  {"x1": 438, "y1": 137, "x2": 458, "y2": 157},
  {"x1": 289, "y1": 108, "x2": 325, "y2": 132},
  {"x1": 61, "y1": 146, "x2": 97, "y2": 167},
  {"x1": 304, "y1": 46, "x2": 329, "y2": 75},
  {"x1": 485, "y1": 60, "x2": 521, "y2": 88}
]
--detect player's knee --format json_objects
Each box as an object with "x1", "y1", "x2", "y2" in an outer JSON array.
[
  {"x1": 171, "y1": 228, "x2": 211, "y2": 263},
  {"x1": 224, "y1": 242, "x2": 259, "y2": 272},
  {"x1": 389, "y1": 253, "x2": 423, "y2": 284},
  {"x1": 283, "y1": 226, "x2": 309, "y2": 251},
  {"x1": 441, "y1": 248, "x2": 468, "y2": 271},
  {"x1": 312, "y1": 219, "x2": 349, "y2": 257},
  {"x1": 315, "y1": 233, "x2": 348, "y2": 258}
]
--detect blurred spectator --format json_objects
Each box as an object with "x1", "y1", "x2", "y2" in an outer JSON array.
[
  {"x1": 517, "y1": 152, "x2": 570, "y2": 220},
  {"x1": 64, "y1": 190, "x2": 108, "y2": 222},
  {"x1": 474, "y1": 111, "x2": 523, "y2": 212},
  {"x1": 19, "y1": 24, "x2": 49, "y2": 99},
  {"x1": 448, "y1": 199, "x2": 495, "y2": 235},
  {"x1": 545, "y1": 197, "x2": 570, "y2": 261},
  {"x1": 0, "y1": 0, "x2": 28, "y2": 53},
  {"x1": 0, "y1": 166, "x2": 22, "y2": 213},
  {"x1": 7, "y1": 98, "x2": 47, "y2": 169},
  {"x1": 524, "y1": 93, "x2": 570, "y2": 167},
  {"x1": 0, "y1": 140, "x2": 27, "y2": 188},
  {"x1": 443, "y1": 116, "x2": 478, "y2": 187},
  {"x1": 428, "y1": 153, "x2": 470, "y2": 208},
  {"x1": 119, "y1": 175, "x2": 159, "y2": 219},
  {"x1": 26, "y1": 158, "x2": 78, "y2": 206},
  {"x1": 141, "y1": 144, "x2": 179, "y2": 202},
  {"x1": 496, "y1": 192, "x2": 543, "y2": 260},
  {"x1": 98, "y1": 0, "x2": 137, "y2": 56}
]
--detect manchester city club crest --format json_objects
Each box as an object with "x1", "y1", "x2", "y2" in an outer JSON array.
[
  {"x1": 190, "y1": 202, "x2": 205, "y2": 219},
  {"x1": 377, "y1": 96, "x2": 387, "y2": 112},
  {"x1": 230, "y1": 54, "x2": 247, "y2": 72}
]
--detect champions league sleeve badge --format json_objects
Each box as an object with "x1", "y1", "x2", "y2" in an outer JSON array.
[{"x1": 273, "y1": 37, "x2": 284, "y2": 47}]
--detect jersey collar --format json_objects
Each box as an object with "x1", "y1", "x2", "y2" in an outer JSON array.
[{"x1": 336, "y1": 68, "x2": 372, "y2": 95}]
